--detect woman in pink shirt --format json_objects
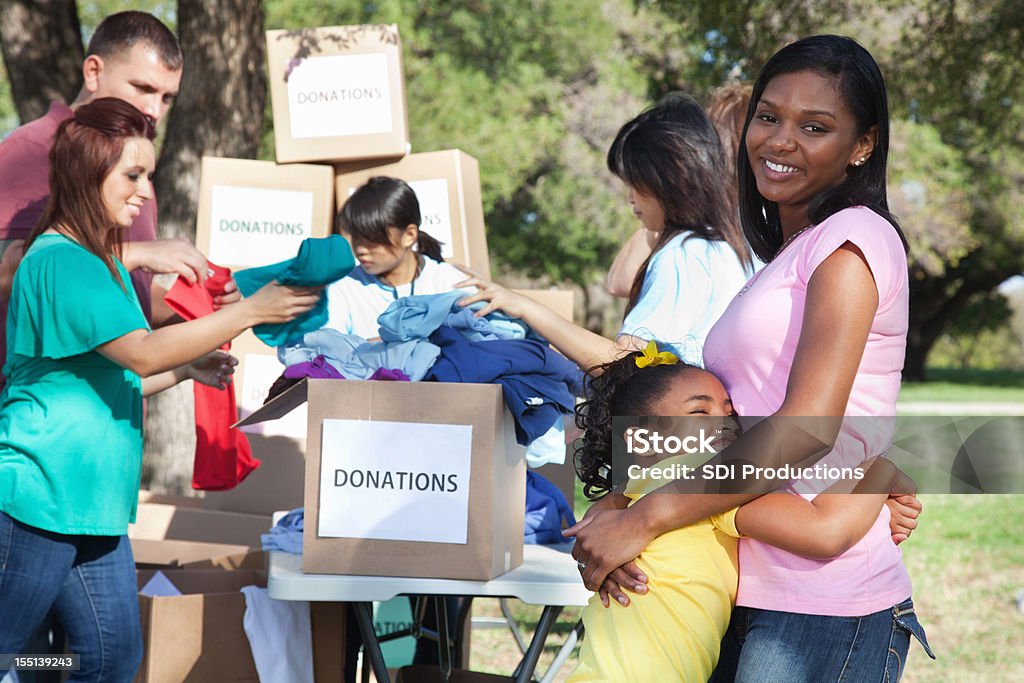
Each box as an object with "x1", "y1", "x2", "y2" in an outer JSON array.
[{"x1": 568, "y1": 35, "x2": 935, "y2": 681}]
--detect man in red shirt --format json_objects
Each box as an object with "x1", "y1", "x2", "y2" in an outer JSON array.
[{"x1": 0, "y1": 10, "x2": 236, "y2": 384}]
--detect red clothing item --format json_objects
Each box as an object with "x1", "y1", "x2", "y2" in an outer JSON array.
[
  {"x1": 165, "y1": 264, "x2": 260, "y2": 490},
  {"x1": 0, "y1": 101, "x2": 157, "y2": 381}
]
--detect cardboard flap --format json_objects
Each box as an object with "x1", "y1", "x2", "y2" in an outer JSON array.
[{"x1": 234, "y1": 378, "x2": 309, "y2": 427}]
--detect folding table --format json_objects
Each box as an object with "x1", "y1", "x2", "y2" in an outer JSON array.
[{"x1": 268, "y1": 541, "x2": 591, "y2": 682}]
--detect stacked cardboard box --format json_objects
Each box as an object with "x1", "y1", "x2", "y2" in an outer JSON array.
[
  {"x1": 184, "y1": 23, "x2": 581, "y2": 583},
  {"x1": 130, "y1": 493, "x2": 346, "y2": 682}
]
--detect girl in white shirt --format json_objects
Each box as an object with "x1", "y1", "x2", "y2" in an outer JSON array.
[{"x1": 325, "y1": 176, "x2": 469, "y2": 339}]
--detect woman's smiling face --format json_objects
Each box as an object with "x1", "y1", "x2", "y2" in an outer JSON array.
[
  {"x1": 745, "y1": 70, "x2": 876, "y2": 231},
  {"x1": 101, "y1": 136, "x2": 154, "y2": 229}
]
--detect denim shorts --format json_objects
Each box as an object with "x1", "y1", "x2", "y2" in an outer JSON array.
[{"x1": 710, "y1": 598, "x2": 935, "y2": 682}]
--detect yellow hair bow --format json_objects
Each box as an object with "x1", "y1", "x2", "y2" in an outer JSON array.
[{"x1": 635, "y1": 340, "x2": 679, "y2": 368}]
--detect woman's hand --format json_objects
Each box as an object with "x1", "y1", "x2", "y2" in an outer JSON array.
[
  {"x1": 186, "y1": 350, "x2": 238, "y2": 390},
  {"x1": 453, "y1": 275, "x2": 535, "y2": 319},
  {"x1": 564, "y1": 506, "x2": 655, "y2": 592},
  {"x1": 242, "y1": 281, "x2": 322, "y2": 325},
  {"x1": 213, "y1": 278, "x2": 242, "y2": 309},
  {"x1": 886, "y1": 494, "x2": 921, "y2": 544}
]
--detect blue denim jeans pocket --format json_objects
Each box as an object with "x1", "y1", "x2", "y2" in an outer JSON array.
[{"x1": 885, "y1": 598, "x2": 936, "y2": 681}]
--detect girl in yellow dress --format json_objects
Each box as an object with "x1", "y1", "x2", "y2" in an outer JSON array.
[{"x1": 568, "y1": 342, "x2": 910, "y2": 682}]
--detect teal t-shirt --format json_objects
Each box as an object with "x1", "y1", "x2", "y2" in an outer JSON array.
[{"x1": 0, "y1": 234, "x2": 149, "y2": 535}]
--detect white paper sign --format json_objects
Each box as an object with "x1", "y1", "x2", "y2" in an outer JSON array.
[
  {"x1": 238, "y1": 354, "x2": 308, "y2": 440},
  {"x1": 408, "y1": 179, "x2": 455, "y2": 259},
  {"x1": 318, "y1": 418, "x2": 472, "y2": 544},
  {"x1": 287, "y1": 54, "x2": 394, "y2": 139},
  {"x1": 208, "y1": 185, "x2": 314, "y2": 268}
]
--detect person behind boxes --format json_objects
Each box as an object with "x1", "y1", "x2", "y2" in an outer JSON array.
[
  {"x1": 0, "y1": 10, "x2": 238, "y2": 390},
  {"x1": 322, "y1": 174, "x2": 470, "y2": 675},
  {"x1": 0, "y1": 98, "x2": 321, "y2": 682},
  {"x1": 325, "y1": 175, "x2": 471, "y2": 340},
  {"x1": 605, "y1": 84, "x2": 756, "y2": 299},
  {"x1": 456, "y1": 93, "x2": 753, "y2": 368},
  {"x1": 566, "y1": 343, "x2": 921, "y2": 682}
]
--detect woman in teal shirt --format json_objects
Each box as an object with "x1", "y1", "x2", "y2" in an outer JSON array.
[{"x1": 0, "y1": 98, "x2": 320, "y2": 682}]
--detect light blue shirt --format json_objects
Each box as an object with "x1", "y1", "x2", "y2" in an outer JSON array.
[
  {"x1": 618, "y1": 232, "x2": 749, "y2": 366},
  {"x1": 325, "y1": 257, "x2": 469, "y2": 340}
]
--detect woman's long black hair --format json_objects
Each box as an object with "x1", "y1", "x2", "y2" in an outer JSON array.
[
  {"x1": 575, "y1": 350, "x2": 700, "y2": 500},
  {"x1": 737, "y1": 35, "x2": 908, "y2": 263},
  {"x1": 607, "y1": 93, "x2": 752, "y2": 316}
]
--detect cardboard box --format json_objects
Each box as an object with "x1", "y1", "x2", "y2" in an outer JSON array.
[
  {"x1": 208, "y1": 290, "x2": 574, "y2": 520},
  {"x1": 128, "y1": 502, "x2": 270, "y2": 568},
  {"x1": 335, "y1": 150, "x2": 490, "y2": 277},
  {"x1": 130, "y1": 503, "x2": 271, "y2": 547},
  {"x1": 136, "y1": 570, "x2": 345, "y2": 683},
  {"x1": 195, "y1": 156, "x2": 334, "y2": 271},
  {"x1": 267, "y1": 24, "x2": 409, "y2": 163},
  {"x1": 136, "y1": 569, "x2": 265, "y2": 683},
  {"x1": 239, "y1": 380, "x2": 526, "y2": 580}
]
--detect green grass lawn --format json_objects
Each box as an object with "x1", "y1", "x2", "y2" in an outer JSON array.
[
  {"x1": 899, "y1": 368, "x2": 1024, "y2": 403},
  {"x1": 900, "y1": 495, "x2": 1024, "y2": 682}
]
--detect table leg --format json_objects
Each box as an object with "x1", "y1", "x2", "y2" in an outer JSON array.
[
  {"x1": 434, "y1": 597, "x2": 452, "y2": 680},
  {"x1": 512, "y1": 605, "x2": 563, "y2": 683},
  {"x1": 352, "y1": 601, "x2": 390, "y2": 683}
]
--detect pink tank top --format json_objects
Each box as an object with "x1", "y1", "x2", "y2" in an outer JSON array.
[{"x1": 704, "y1": 206, "x2": 913, "y2": 616}]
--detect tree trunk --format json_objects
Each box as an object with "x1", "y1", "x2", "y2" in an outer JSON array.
[
  {"x1": 144, "y1": 0, "x2": 267, "y2": 494},
  {"x1": 154, "y1": 0, "x2": 267, "y2": 239},
  {"x1": 0, "y1": 0, "x2": 82, "y2": 123},
  {"x1": 904, "y1": 251, "x2": 1018, "y2": 381}
]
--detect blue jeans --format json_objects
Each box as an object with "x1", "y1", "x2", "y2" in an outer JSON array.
[
  {"x1": 710, "y1": 599, "x2": 935, "y2": 682},
  {"x1": 0, "y1": 511, "x2": 142, "y2": 683}
]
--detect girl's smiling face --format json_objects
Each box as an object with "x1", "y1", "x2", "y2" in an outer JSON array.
[
  {"x1": 652, "y1": 368, "x2": 739, "y2": 451},
  {"x1": 745, "y1": 70, "x2": 876, "y2": 231}
]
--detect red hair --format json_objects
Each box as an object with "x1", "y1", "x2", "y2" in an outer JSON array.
[{"x1": 29, "y1": 97, "x2": 156, "y2": 278}]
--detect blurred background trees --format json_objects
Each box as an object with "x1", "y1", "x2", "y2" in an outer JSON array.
[{"x1": 2, "y1": 0, "x2": 1021, "y2": 379}]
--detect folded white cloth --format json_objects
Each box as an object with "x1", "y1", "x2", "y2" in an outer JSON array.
[{"x1": 241, "y1": 585, "x2": 314, "y2": 683}]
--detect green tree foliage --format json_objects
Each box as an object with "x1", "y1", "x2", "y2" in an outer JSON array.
[
  {"x1": 929, "y1": 290, "x2": 1022, "y2": 370},
  {"x1": 634, "y1": 0, "x2": 1024, "y2": 377},
  {"x1": 265, "y1": 0, "x2": 647, "y2": 294},
  {"x1": 888, "y1": 119, "x2": 973, "y2": 278}
]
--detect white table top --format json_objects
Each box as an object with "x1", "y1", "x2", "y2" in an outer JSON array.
[{"x1": 267, "y1": 543, "x2": 593, "y2": 606}]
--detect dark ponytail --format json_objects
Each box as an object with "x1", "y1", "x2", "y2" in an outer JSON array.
[
  {"x1": 337, "y1": 175, "x2": 446, "y2": 262},
  {"x1": 415, "y1": 230, "x2": 443, "y2": 263},
  {"x1": 575, "y1": 349, "x2": 701, "y2": 500}
]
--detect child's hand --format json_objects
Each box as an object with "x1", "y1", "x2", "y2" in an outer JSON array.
[
  {"x1": 886, "y1": 493, "x2": 922, "y2": 545},
  {"x1": 453, "y1": 275, "x2": 532, "y2": 319},
  {"x1": 598, "y1": 562, "x2": 649, "y2": 608},
  {"x1": 187, "y1": 350, "x2": 238, "y2": 390}
]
